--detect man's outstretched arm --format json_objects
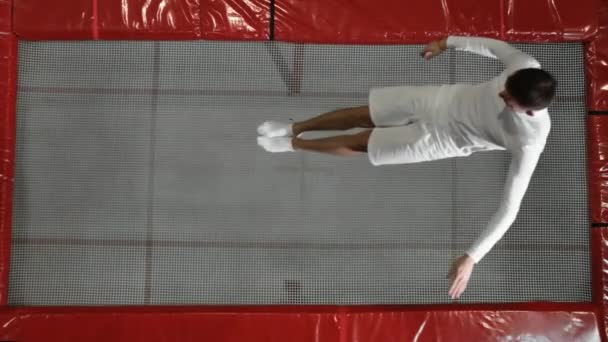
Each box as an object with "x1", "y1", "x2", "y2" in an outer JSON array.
[
  {"x1": 448, "y1": 147, "x2": 542, "y2": 299},
  {"x1": 423, "y1": 36, "x2": 540, "y2": 69},
  {"x1": 466, "y1": 148, "x2": 542, "y2": 262}
]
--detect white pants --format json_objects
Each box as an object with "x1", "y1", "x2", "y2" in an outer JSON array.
[{"x1": 367, "y1": 85, "x2": 471, "y2": 166}]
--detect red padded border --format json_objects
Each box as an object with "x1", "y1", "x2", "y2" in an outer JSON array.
[
  {"x1": 13, "y1": 0, "x2": 205, "y2": 40},
  {"x1": 11, "y1": 0, "x2": 598, "y2": 42},
  {"x1": 273, "y1": 0, "x2": 502, "y2": 44},
  {"x1": 593, "y1": 229, "x2": 608, "y2": 340},
  {"x1": 13, "y1": 0, "x2": 270, "y2": 40},
  {"x1": 0, "y1": 304, "x2": 600, "y2": 342},
  {"x1": 505, "y1": 0, "x2": 599, "y2": 41},
  {"x1": 587, "y1": 0, "x2": 608, "y2": 110},
  {"x1": 0, "y1": 0, "x2": 9, "y2": 33},
  {"x1": 13, "y1": 0, "x2": 94, "y2": 39},
  {"x1": 274, "y1": 0, "x2": 597, "y2": 43},
  {"x1": 0, "y1": 11, "x2": 16, "y2": 307},
  {"x1": 588, "y1": 115, "x2": 608, "y2": 223},
  {"x1": 200, "y1": 0, "x2": 270, "y2": 40}
]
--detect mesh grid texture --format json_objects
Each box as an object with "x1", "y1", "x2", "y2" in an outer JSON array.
[{"x1": 10, "y1": 41, "x2": 590, "y2": 305}]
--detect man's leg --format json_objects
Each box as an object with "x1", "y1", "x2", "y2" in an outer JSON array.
[
  {"x1": 257, "y1": 129, "x2": 372, "y2": 156},
  {"x1": 292, "y1": 129, "x2": 372, "y2": 156},
  {"x1": 292, "y1": 106, "x2": 374, "y2": 136},
  {"x1": 258, "y1": 106, "x2": 374, "y2": 138}
]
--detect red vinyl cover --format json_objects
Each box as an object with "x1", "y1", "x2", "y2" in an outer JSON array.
[
  {"x1": 593, "y1": 228, "x2": 608, "y2": 340},
  {"x1": 97, "y1": 0, "x2": 202, "y2": 39},
  {"x1": 13, "y1": 0, "x2": 94, "y2": 39},
  {"x1": 0, "y1": 305, "x2": 600, "y2": 342},
  {"x1": 274, "y1": 0, "x2": 598, "y2": 43},
  {"x1": 587, "y1": 0, "x2": 608, "y2": 110},
  {"x1": 12, "y1": 0, "x2": 598, "y2": 41},
  {"x1": 14, "y1": 0, "x2": 204, "y2": 39},
  {"x1": 0, "y1": 0, "x2": 9, "y2": 33},
  {"x1": 505, "y1": 0, "x2": 599, "y2": 41},
  {"x1": 587, "y1": 37, "x2": 608, "y2": 110},
  {"x1": 200, "y1": 0, "x2": 270, "y2": 40},
  {"x1": 13, "y1": 0, "x2": 270, "y2": 40},
  {"x1": 588, "y1": 115, "x2": 608, "y2": 223},
  {"x1": 274, "y1": 0, "x2": 501, "y2": 44},
  {"x1": 0, "y1": 1, "x2": 16, "y2": 305}
]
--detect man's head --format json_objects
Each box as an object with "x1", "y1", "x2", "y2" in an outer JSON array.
[{"x1": 499, "y1": 68, "x2": 557, "y2": 115}]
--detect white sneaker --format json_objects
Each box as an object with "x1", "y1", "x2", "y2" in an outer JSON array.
[
  {"x1": 257, "y1": 136, "x2": 294, "y2": 153},
  {"x1": 257, "y1": 121, "x2": 293, "y2": 137}
]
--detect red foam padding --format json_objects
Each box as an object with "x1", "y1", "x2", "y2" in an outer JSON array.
[
  {"x1": 201, "y1": 0, "x2": 270, "y2": 40},
  {"x1": 587, "y1": 0, "x2": 608, "y2": 110},
  {"x1": 587, "y1": 37, "x2": 608, "y2": 110},
  {"x1": 0, "y1": 33, "x2": 16, "y2": 306},
  {"x1": 11, "y1": 0, "x2": 599, "y2": 41},
  {"x1": 13, "y1": 0, "x2": 269, "y2": 40},
  {"x1": 96, "y1": 0, "x2": 201, "y2": 39},
  {"x1": 592, "y1": 229, "x2": 608, "y2": 341},
  {"x1": 0, "y1": 0, "x2": 10, "y2": 33},
  {"x1": 588, "y1": 115, "x2": 608, "y2": 223},
  {"x1": 274, "y1": 0, "x2": 597, "y2": 43},
  {"x1": 13, "y1": 0, "x2": 94, "y2": 39},
  {"x1": 0, "y1": 305, "x2": 600, "y2": 342},
  {"x1": 345, "y1": 311, "x2": 598, "y2": 342},
  {"x1": 14, "y1": 0, "x2": 202, "y2": 39},
  {"x1": 505, "y1": 0, "x2": 598, "y2": 41},
  {"x1": 274, "y1": 0, "x2": 501, "y2": 44}
]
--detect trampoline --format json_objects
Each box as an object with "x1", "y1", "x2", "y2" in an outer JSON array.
[
  {"x1": 9, "y1": 41, "x2": 590, "y2": 305},
  {"x1": 0, "y1": 0, "x2": 607, "y2": 341}
]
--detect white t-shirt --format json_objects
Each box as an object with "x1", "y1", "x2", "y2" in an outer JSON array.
[{"x1": 444, "y1": 36, "x2": 551, "y2": 263}]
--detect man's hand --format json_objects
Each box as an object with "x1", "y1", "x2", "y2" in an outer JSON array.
[
  {"x1": 421, "y1": 38, "x2": 447, "y2": 60},
  {"x1": 448, "y1": 254, "x2": 475, "y2": 300}
]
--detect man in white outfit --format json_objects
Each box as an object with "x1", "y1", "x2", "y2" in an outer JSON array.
[{"x1": 257, "y1": 36, "x2": 556, "y2": 299}]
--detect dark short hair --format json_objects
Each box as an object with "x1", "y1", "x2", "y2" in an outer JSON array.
[{"x1": 506, "y1": 68, "x2": 557, "y2": 110}]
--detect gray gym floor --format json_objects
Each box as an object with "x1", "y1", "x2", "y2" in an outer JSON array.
[{"x1": 9, "y1": 41, "x2": 590, "y2": 305}]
